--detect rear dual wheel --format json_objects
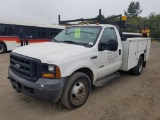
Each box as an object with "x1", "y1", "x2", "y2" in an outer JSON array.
[
  {"x1": 132, "y1": 57, "x2": 144, "y2": 76},
  {"x1": 60, "y1": 72, "x2": 91, "y2": 109}
]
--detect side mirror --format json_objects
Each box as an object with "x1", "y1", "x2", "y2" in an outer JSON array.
[{"x1": 99, "y1": 39, "x2": 118, "y2": 51}]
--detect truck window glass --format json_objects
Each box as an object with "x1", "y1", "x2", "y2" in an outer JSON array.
[
  {"x1": 54, "y1": 26, "x2": 102, "y2": 46},
  {"x1": 100, "y1": 27, "x2": 117, "y2": 43}
]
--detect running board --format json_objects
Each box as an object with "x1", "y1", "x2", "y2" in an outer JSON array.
[{"x1": 94, "y1": 72, "x2": 120, "y2": 87}]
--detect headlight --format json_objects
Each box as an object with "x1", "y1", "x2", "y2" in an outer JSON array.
[
  {"x1": 41, "y1": 64, "x2": 61, "y2": 79},
  {"x1": 48, "y1": 65, "x2": 55, "y2": 72}
]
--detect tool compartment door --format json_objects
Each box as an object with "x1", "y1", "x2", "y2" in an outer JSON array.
[
  {"x1": 128, "y1": 41, "x2": 138, "y2": 70},
  {"x1": 120, "y1": 39, "x2": 138, "y2": 71},
  {"x1": 138, "y1": 40, "x2": 147, "y2": 52}
]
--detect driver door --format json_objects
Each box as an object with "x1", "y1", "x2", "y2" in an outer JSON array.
[{"x1": 96, "y1": 27, "x2": 122, "y2": 79}]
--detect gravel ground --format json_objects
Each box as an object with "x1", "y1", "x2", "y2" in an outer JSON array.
[{"x1": 0, "y1": 43, "x2": 160, "y2": 120}]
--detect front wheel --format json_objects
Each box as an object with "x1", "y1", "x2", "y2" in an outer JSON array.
[
  {"x1": 132, "y1": 57, "x2": 144, "y2": 76},
  {"x1": 60, "y1": 72, "x2": 91, "y2": 109}
]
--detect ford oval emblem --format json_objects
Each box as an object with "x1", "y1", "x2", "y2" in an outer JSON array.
[{"x1": 15, "y1": 64, "x2": 20, "y2": 69}]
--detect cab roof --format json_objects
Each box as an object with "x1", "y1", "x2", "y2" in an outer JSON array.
[{"x1": 68, "y1": 24, "x2": 116, "y2": 28}]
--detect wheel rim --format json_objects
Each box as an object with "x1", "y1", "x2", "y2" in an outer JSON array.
[
  {"x1": 139, "y1": 60, "x2": 143, "y2": 73},
  {"x1": 71, "y1": 81, "x2": 87, "y2": 105},
  {"x1": 0, "y1": 44, "x2": 3, "y2": 52}
]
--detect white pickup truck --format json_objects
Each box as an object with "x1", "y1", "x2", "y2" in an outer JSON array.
[{"x1": 8, "y1": 24, "x2": 151, "y2": 109}]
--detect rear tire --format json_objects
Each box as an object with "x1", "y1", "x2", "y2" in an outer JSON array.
[
  {"x1": 0, "y1": 42, "x2": 6, "y2": 54},
  {"x1": 60, "y1": 72, "x2": 91, "y2": 109},
  {"x1": 132, "y1": 57, "x2": 144, "y2": 76}
]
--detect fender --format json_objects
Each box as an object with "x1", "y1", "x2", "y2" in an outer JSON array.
[
  {"x1": 138, "y1": 51, "x2": 145, "y2": 59},
  {"x1": 59, "y1": 60, "x2": 97, "y2": 82},
  {"x1": 137, "y1": 51, "x2": 145, "y2": 65}
]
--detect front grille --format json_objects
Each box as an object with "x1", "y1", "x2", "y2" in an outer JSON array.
[{"x1": 10, "y1": 53, "x2": 41, "y2": 82}]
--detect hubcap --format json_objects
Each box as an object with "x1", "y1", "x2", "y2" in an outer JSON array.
[{"x1": 71, "y1": 81, "x2": 86, "y2": 104}]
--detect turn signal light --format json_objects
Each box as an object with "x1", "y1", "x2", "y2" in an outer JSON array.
[
  {"x1": 42, "y1": 73, "x2": 54, "y2": 78},
  {"x1": 56, "y1": 66, "x2": 61, "y2": 79}
]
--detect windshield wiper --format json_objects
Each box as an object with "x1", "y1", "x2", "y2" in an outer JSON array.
[
  {"x1": 63, "y1": 40, "x2": 89, "y2": 46},
  {"x1": 63, "y1": 40, "x2": 93, "y2": 47},
  {"x1": 53, "y1": 40, "x2": 86, "y2": 46},
  {"x1": 63, "y1": 40, "x2": 81, "y2": 45}
]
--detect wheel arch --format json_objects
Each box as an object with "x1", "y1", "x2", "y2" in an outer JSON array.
[
  {"x1": 74, "y1": 67, "x2": 94, "y2": 85},
  {"x1": 140, "y1": 53, "x2": 144, "y2": 60},
  {"x1": 59, "y1": 60, "x2": 96, "y2": 84},
  {"x1": 138, "y1": 53, "x2": 146, "y2": 67}
]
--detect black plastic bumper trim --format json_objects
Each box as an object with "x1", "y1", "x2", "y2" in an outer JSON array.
[{"x1": 8, "y1": 68, "x2": 67, "y2": 101}]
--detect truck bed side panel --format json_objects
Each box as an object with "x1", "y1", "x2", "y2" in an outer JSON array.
[
  {"x1": 120, "y1": 38, "x2": 151, "y2": 71},
  {"x1": 138, "y1": 40, "x2": 147, "y2": 52}
]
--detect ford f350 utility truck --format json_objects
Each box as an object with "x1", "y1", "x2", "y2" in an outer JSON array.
[{"x1": 8, "y1": 12, "x2": 151, "y2": 109}]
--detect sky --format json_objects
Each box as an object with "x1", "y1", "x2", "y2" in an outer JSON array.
[{"x1": 0, "y1": 0, "x2": 160, "y2": 24}]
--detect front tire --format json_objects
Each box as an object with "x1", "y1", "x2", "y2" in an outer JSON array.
[
  {"x1": 132, "y1": 57, "x2": 144, "y2": 76},
  {"x1": 60, "y1": 72, "x2": 91, "y2": 109}
]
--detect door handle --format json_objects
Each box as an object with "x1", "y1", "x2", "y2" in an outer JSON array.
[
  {"x1": 91, "y1": 56, "x2": 97, "y2": 59},
  {"x1": 119, "y1": 49, "x2": 121, "y2": 55}
]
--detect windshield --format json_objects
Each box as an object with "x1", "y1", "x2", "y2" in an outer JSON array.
[{"x1": 53, "y1": 26, "x2": 102, "y2": 47}]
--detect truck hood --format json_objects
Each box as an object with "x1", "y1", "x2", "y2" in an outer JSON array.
[{"x1": 13, "y1": 42, "x2": 88, "y2": 64}]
